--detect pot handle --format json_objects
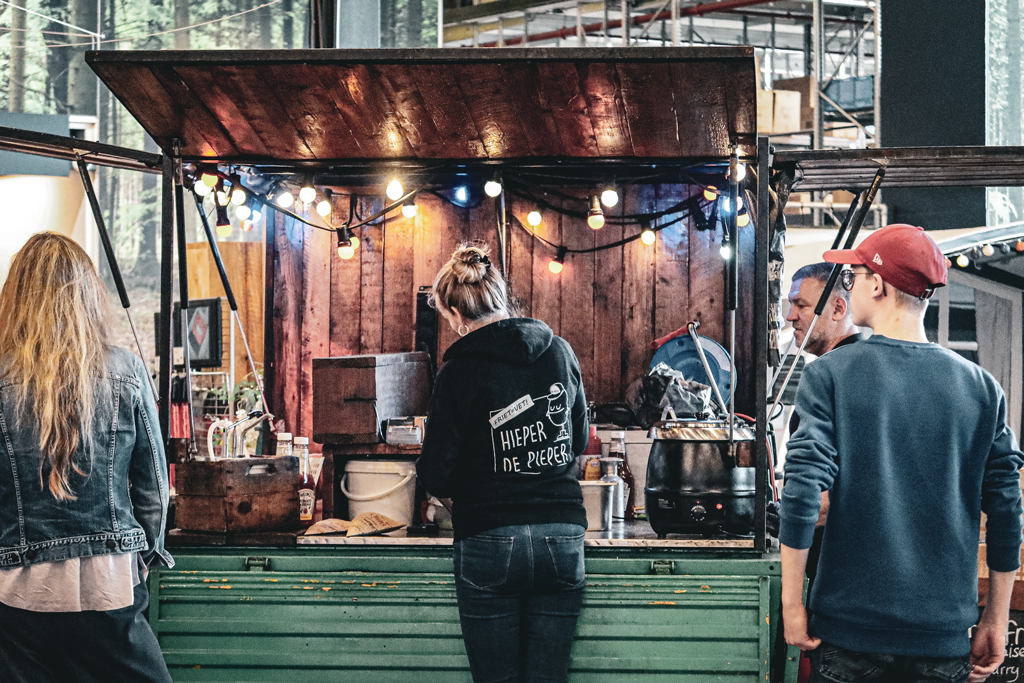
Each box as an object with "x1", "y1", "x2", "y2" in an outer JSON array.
[
  {"x1": 660, "y1": 406, "x2": 678, "y2": 422},
  {"x1": 340, "y1": 472, "x2": 415, "y2": 501}
]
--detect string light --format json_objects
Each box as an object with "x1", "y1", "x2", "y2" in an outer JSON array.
[
  {"x1": 728, "y1": 164, "x2": 747, "y2": 182},
  {"x1": 386, "y1": 178, "x2": 404, "y2": 201},
  {"x1": 587, "y1": 195, "x2": 605, "y2": 230},
  {"x1": 316, "y1": 199, "x2": 332, "y2": 217},
  {"x1": 640, "y1": 225, "x2": 657, "y2": 246},
  {"x1": 235, "y1": 205, "x2": 251, "y2": 220},
  {"x1": 721, "y1": 196, "x2": 743, "y2": 213},
  {"x1": 720, "y1": 244, "x2": 733, "y2": 260},
  {"x1": 241, "y1": 219, "x2": 255, "y2": 232},
  {"x1": 200, "y1": 170, "x2": 219, "y2": 188},
  {"x1": 600, "y1": 184, "x2": 619, "y2": 208},
  {"x1": 215, "y1": 204, "x2": 231, "y2": 238},
  {"x1": 276, "y1": 190, "x2": 294, "y2": 208},
  {"x1": 549, "y1": 246, "x2": 567, "y2": 274},
  {"x1": 194, "y1": 181, "x2": 212, "y2": 197},
  {"x1": 215, "y1": 180, "x2": 229, "y2": 207},
  {"x1": 336, "y1": 227, "x2": 360, "y2": 260},
  {"x1": 737, "y1": 211, "x2": 750, "y2": 227},
  {"x1": 454, "y1": 186, "x2": 469, "y2": 203},
  {"x1": 402, "y1": 197, "x2": 418, "y2": 218},
  {"x1": 252, "y1": 209, "x2": 262, "y2": 222},
  {"x1": 527, "y1": 210, "x2": 542, "y2": 227},
  {"x1": 484, "y1": 174, "x2": 503, "y2": 198},
  {"x1": 703, "y1": 186, "x2": 718, "y2": 201},
  {"x1": 956, "y1": 254, "x2": 970, "y2": 268},
  {"x1": 229, "y1": 176, "x2": 247, "y2": 206},
  {"x1": 299, "y1": 184, "x2": 317, "y2": 204},
  {"x1": 982, "y1": 244, "x2": 995, "y2": 257}
]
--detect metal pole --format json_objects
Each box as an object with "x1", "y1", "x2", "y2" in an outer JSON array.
[
  {"x1": 74, "y1": 157, "x2": 159, "y2": 401},
  {"x1": 727, "y1": 147, "x2": 740, "y2": 444},
  {"x1": 621, "y1": 0, "x2": 629, "y2": 45},
  {"x1": 873, "y1": 0, "x2": 882, "y2": 147},
  {"x1": 437, "y1": 0, "x2": 444, "y2": 47},
  {"x1": 577, "y1": 1, "x2": 585, "y2": 46},
  {"x1": 755, "y1": 135, "x2": 771, "y2": 551},
  {"x1": 173, "y1": 158, "x2": 198, "y2": 458},
  {"x1": 687, "y1": 322, "x2": 728, "y2": 415},
  {"x1": 812, "y1": 0, "x2": 824, "y2": 229},
  {"x1": 158, "y1": 157, "x2": 174, "y2": 444},
  {"x1": 671, "y1": 0, "x2": 678, "y2": 45}
]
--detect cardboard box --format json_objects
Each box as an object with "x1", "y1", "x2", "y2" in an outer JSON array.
[
  {"x1": 774, "y1": 76, "x2": 815, "y2": 131},
  {"x1": 772, "y1": 90, "x2": 801, "y2": 134},
  {"x1": 175, "y1": 457, "x2": 300, "y2": 533},
  {"x1": 312, "y1": 352, "x2": 431, "y2": 444},
  {"x1": 757, "y1": 90, "x2": 775, "y2": 133}
]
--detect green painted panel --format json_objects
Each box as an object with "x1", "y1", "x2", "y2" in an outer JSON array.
[{"x1": 151, "y1": 546, "x2": 800, "y2": 682}]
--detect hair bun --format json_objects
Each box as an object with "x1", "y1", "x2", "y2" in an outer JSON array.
[{"x1": 452, "y1": 246, "x2": 491, "y2": 284}]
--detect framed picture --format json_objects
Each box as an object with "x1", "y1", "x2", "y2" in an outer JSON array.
[{"x1": 154, "y1": 298, "x2": 223, "y2": 369}]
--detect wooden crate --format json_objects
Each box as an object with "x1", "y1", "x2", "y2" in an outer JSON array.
[
  {"x1": 312, "y1": 352, "x2": 430, "y2": 444},
  {"x1": 175, "y1": 457, "x2": 299, "y2": 533}
]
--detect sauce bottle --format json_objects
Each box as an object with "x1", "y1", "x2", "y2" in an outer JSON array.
[
  {"x1": 608, "y1": 432, "x2": 636, "y2": 520},
  {"x1": 295, "y1": 437, "x2": 314, "y2": 528}
]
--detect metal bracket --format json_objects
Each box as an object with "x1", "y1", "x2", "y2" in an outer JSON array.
[
  {"x1": 245, "y1": 556, "x2": 271, "y2": 572},
  {"x1": 650, "y1": 559, "x2": 674, "y2": 575}
]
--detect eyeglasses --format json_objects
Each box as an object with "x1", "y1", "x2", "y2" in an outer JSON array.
[{"x1": 840, "y1": 269, "x2": 873, "y2": 291}]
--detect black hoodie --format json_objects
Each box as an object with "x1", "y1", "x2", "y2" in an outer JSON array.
[{"x1": 417, "y1": 318, "x2": 589, "y2": 541}]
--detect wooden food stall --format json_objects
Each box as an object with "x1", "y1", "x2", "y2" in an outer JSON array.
[{"x1": 87, "y1": 48, "x2": 787, "y2": 681}]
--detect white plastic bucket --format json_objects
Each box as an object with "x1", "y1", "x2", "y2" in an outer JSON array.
[{"x1": 341, "y1": 460, "x2": 417, "y2": 525}]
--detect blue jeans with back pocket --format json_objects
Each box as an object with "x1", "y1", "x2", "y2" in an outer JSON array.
[
  {"x1": 453, "y1": 523, "x2": 586, "y2": 683},
  {"x1": 809, "y1": 642, "x2": 971, "y2": 683}
]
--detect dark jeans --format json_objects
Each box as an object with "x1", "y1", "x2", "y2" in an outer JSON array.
[
  {"x1": 810, "y1": 642, "x2": 971, "y2": 683},
  {"x1": 0, "y1": 579, "x2": 172, "y2": 683},
  {"x1": 454, "y1": 523, "x2": 586, "y2": 683}
]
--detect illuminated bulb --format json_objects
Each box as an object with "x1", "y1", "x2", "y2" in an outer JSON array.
[
  {"x1": 721, "y1": 196, "x2": 743, "y2": 212},
  {"x1": 548, "y1": 259, "x2": 564, "y2": 274},
  {"x1": 587, "y1": 195, "x2": 604, "y2": 230},
  {"x1": 386, "y1": 178, "x2": 404, "y2": 201},
  {"x1": 728, "y1": 163, "x2": 747, "y2": 182},
  {"x1": 956, "y1": 254, "x2": 970, "y2": 268},
  {"x1": 338, "y1": 245, "x2": 356, "y2": 260},
  {"x1": 216, "y1": 190, "x2": 229, "y2": 206},
  {"x1": 216, "y1": 223, "x2": 232, "y2": 238},
  {"x1": 640, "y1": 228, "x2": 657, "y2": 246},
  {"x1": 1016, "y1": 240, "x2": 1024, "y2": 252},
  {"x1": 299, "y1": 186, "x2": 317, "y2": 204},
  {"x1": 200, "y1": 172, "x2": 219, "y2": 188},
  {"x1": 402, "y1": 201, "x2": 418, "y2": 218},
  {"x1": 981, "y1": 244, "x2": 995, "y2": 257},
  {"x1": 944, "y1": 257, "x2": 952, "y2": 268},
  {"x1": 235, "y1": 205, "x2": 251, "y2": 220},
  {"x1": 737, "y1": 212, "x2": 750, "y2": 227},
  {"x1": 230, "y1": 187, "x2": 246, "y2": 206},
  {"x1": 316, "y1": 200, "x2": 332, "y2": 218},
  {"x1": 252, "y1": 210, "x2": 262, "y2": 222},
  {"x1": 194, "y1": 182, "x2": 212, "y2": 197},
  {"x1": 527, "y1": 210, "x2": 542, "y2": 227},
  {"x1": 703, "y1": 186, "x2": 718, "y2": 201},
  {"x1": 454, "y1": 187, "x2": 469, "y2": 203},
  {"x1": 241, "y1": 219, "x2": 255, "y2": 232},
  {"x1": 276, "y1": 191, "x2": 294, "y2": 208},
  {"x1": 601, "y1": 188, "x2": 619, "y2": 208},
  {"x1": 349, "y1": 236, "x2": 360, "y2": 250},
  {"x1": 720, "y1": 245, "x2": 733, "y2": 260},
  {"x1": 484, "y1": 178, "x2": 503, "y2": 198}
]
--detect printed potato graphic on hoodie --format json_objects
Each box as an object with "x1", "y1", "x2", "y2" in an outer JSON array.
[{"x1": 490, "y1": 383, "x2": 573, "y2": 474}]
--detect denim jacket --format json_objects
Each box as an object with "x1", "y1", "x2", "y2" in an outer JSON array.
[{"x1": 0, "y1": 347, "x2": 173, "y2": 569}]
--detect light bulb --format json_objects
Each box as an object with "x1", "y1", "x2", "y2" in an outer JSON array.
[
  {"x1": 703, "y1": 186, "x2": 718, "y2": 201},
  {"x1": 527, "y1": 210, "x2": 542, "y2": 227},
  {"x1": 349, "y1": 235, "x2": 360, "y2": 250},
  {"x1": 587, "y1": 195, "x2": 604, "y2": 230},
  {"x1": 252, "y1": 210, "x2": 262, "y2": 222},
  {"x1": 982, "y1": 244, "x2": 995, "y2": 257},
  {"x1": 216, "y1": 223, "x2": 232, "y2": 238},
  {"x1": 299, "y1": 186, "x2": 317, "y2": 204},
  {"x1": 402, "y1": 201, "x2": 417, "y2": 218},
  {"x1": 640, "y1": 228, "x2": 656, "y2": 246},
  {"x1": 728, "y1": 163, "x2": 747, "y2": 182},
  {"x1": 721, "y1": 196, "x2": 743, "y2": 212},
  {"x1": 276, "y1": 191, "x2": 294, "y2": 208},
  {"x1": 235, "y1": 205, "x2": 251, "y2": 220},
  {"x1": 338, "y1": 245, "x2": 356, "y2": 260},
  {"x1": 548, "y1": 259, "x2": 564, "y2": 274},
  {"x1": 241, "y1": 219, "x2": 254, "y2": 232},
  {"x1": 230, "y1": 187, "x2": 246, "y2": 206},
  {"x1": 316, "y1": 200, "x2": 332, "y2": 217},
  {"x1": 194, "y1": 182, "x2": 212, "y2": 197},
  {"x1": 720, "y1": 245, "x2": 732, "y2": 260},
  {"x1": 200, "y1": 172, "x2": 219, "y2": 188},
  {"x1": 601, "y1": 188, "x2": 619, "y2": 208},
  {"x1": 454, "y1": 187, "x2": 469, "y2": 203},
  {"x1": 956, "y1": 254, "x2": 970, "y2": 267},
  {"x1": 216, "y1": 190, "x2": 229, "y2": 206},
  {"x1": 484, "y1": 179, "x2": 502, "y2": 197},
  {"x1": 386, "y1": 178, "x2": 404, "y2": 201},
  {"x1": 738, "y1": 212, "x2": 750, "y2": 227}
]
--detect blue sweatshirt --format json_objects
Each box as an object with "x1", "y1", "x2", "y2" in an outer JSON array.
[{"x1": 780, "y1": 335, "x2": 1024, "y2": 657}]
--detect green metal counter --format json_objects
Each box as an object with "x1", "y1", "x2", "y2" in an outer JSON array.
[{"x1": 150, "y1": 530, "x2": 800, "y2": 682}]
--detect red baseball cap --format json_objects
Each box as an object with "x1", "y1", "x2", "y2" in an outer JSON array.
[{"x1": 823, "y1": 224, "x2": 947, "y2": 298}]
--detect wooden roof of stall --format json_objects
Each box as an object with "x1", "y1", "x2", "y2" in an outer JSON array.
[{"x1": 86, "y1": 47, "x2": 756, "y2": 165}]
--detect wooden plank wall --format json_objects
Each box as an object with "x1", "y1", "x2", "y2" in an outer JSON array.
[{"x1": 269, "y1": 184, "x2": 756, "y2": 448}]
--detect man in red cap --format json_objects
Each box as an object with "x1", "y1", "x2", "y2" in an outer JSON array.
[{"x1": 779, "y1": 224, "x2": 1023, "y2": 682}]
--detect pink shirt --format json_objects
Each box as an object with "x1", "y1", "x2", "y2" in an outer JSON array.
[{"x1": 0, "y1": 552, "x2": 141, "y2": 612}]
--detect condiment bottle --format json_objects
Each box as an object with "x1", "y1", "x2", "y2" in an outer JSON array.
[
  {"x1": 579, "y1": 425, "x2": 602, "y2": 480},
  {"x1": 608, "y1": 431, "x2": 635, "y2": 519},
  {"x1": 275, "y1": 432, "x2": 293, "y2": 457},
  {"x1": 295, "y1": 437, "x2": 314, "y2": 528},
  {"x1": 600, "y1": 457, "x2": 626, "y2": 520}
]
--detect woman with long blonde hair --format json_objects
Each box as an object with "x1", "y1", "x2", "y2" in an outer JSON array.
[{"x1": 0, "y1": 233, "x2": 172, "y2": 682}]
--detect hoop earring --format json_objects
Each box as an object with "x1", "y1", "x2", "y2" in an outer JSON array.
[{"x1": 458, "y1": 324, "x2": 470, "y2": 337}]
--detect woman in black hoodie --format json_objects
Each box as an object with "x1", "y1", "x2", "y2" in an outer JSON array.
[{"x1": 418, "y1": 244, "x2": 590, "y2": 683}]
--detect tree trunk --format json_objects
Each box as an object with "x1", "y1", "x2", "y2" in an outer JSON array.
[
  {"x1": 9, "y1": 0, "x2": 25, "y2": 112},
  {"x1": 283, "y1": 0, "x2": 294, "y2": 48},
  {"x1": 68, "y1": 0, "x2": 98, "y2": 115},
  {"x1": 42, "y1": 0, "x2": 70, "y2": 114},
  {"x1": 175, "y1": 0, "x2": 190, "y2": 50},
  {"x1": 407, "y1": 0, "x2": 423, "y2": 47},
  {"x1": 135, "y1": 134, "x2": 161, "y2": 283},
  {"x1": 259, "y1": 2, "x2": 273, "y2": 49}
]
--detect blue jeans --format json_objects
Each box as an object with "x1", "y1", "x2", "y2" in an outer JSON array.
[
  {"x1": 454, "y1": 523, "x2": 586, "y2": 683},
  {"x1": 810, "y1": 642, "x2": 971, "y2": 683}
]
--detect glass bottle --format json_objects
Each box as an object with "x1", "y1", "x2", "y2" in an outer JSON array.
[
  {"x1": 275, "y1": 432, "x2": 293, "y2": 457},
  {"x1": 295, "y1": 437, "x2": 314, "y2": 528},
  {"x1": 600, "y1": 457, "x2": 626, "y2": 520},
  {"x1": 607, "y1": 431, "x2": 634, "y2": 519}
]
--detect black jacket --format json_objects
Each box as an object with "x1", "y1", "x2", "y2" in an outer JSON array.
[{"x1": 417, "y1": 318, "x2": 589, "y2": 540}]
